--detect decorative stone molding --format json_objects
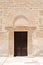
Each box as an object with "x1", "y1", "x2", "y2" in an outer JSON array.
[
  {"x1": 5, "y1": 26, "x2": 36, "y2": 31},
  {"x1": 5, "y1": 26, "x2": 36, "y2": 56}
]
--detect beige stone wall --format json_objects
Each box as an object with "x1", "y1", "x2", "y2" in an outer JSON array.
[
  {"x1": 0, "y1": 32, "x2": 9, "y2": 56},
  {"x1": 0, "y1": 0, "x2": 43, "y2": 56}
]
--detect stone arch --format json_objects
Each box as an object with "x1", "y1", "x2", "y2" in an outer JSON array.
[
  {"x1": 6, "y1": 15, "x2": 36, "y2": 56},
  {"x1": 13, "y1": 15, "x2": 29, "y2": 27}
]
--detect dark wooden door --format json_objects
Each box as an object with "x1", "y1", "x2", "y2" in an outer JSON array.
[{"x1": 14, "y1": 32, "x2": 27, "y2": 56}]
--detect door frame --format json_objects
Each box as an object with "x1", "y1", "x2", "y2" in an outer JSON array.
[
  {"x1": 5, "y1": 26, "x2": 36, "y2": 57},
  {"x1": 14, "y1": 26, "x2": 29, "y2": 56}
]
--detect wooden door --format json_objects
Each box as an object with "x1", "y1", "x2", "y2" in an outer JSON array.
[{"x1": 14, "y1": 32, "x2": 27, "y2": 56}]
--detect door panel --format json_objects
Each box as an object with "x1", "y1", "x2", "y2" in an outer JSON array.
[{"x1": 14, "y1": 32, "x2": 27, "y2": 56}]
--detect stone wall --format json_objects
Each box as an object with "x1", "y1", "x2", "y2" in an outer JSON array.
[
  {"x1": 0, "y1": 0, "x2": 43, "y2": 56},
  {"x1": 0, "y1": 32, "x2": 9, "y2": 56}
]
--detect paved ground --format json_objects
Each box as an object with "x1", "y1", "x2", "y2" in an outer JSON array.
[{"x1": 0, "y1": 57, "x2": 43, "y2": 65}]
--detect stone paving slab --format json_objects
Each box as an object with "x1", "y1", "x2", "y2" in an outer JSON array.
[
  {"x1": 0, "y1": 57, "x2": 7, "y2": 65},
  {"x1": 0, "y1": 57, "x2": 43, "y2": 65}
]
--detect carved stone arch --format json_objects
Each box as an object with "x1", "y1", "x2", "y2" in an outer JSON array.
[
  {"x1": 13, "y1": 15, "x2": 29, "y2": 27},
  {"x1": 5, "y1": 15, "x2": 36, "y2": 57}
]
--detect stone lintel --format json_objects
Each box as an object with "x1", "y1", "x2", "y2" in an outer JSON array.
[{"x1": 5, "y1": 26, "x2": 36, "y2": 32}]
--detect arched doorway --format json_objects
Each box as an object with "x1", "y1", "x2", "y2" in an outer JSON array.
[
  {"x1": 5, "y1": 16, "x2": 36, "y2": 56},
  {"x1": 14, "y1": 16, "x2": 29, "y2": 56}
]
